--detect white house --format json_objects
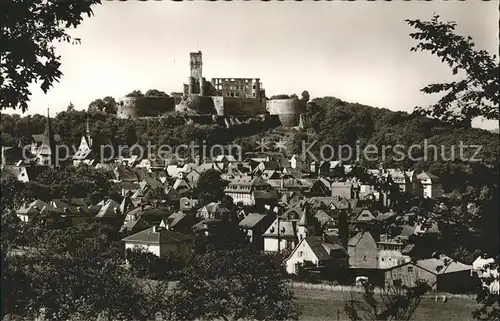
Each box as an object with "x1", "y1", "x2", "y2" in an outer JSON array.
[
  {"x1": 224, "y1": 175, "x2": 273, "y2": 206},
  {"x1": 263, "y1": 217, "x2": 297, "y2": 253},
  {"x1": 376, "y1": 236, "x2": 411, "y2": 269},
  {"x1": 417, "y1": 172, "x2": 443, "y2": 199},
  {"x1": 15, "y1": 200, "x2": 56, "y2": 223},
  {"x1": 122, "y1": 225, "x2": 193, "y2": 261},
  {"x1": 285, "y1": 235, "x2": 348, "y2": 274}
]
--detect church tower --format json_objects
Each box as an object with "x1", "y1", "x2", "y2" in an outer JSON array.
[{"x1": 37, "y1": 108, "x2": 57, "y2": 167}]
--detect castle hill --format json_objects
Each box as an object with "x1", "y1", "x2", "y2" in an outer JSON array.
[{"x1": 1, "y1": 2, "x2": 498, "y2": 321}]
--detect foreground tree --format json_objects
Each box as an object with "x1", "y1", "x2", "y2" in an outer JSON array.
[
  {"x1": 406, "y1": 14, "x2": 499, "y2": 126},
  {"x1": 171, "y1": 248, "x2": 301, "y2": 321},
  {"x1": 2, "y1": 221, "x2": 168, "y2": 320},
  {"x1": 1, "y1": 0, "x2": 102, "y2": 111},
  {"x1": 345, "y1": 280, "x2": 431, "y2": 321}
]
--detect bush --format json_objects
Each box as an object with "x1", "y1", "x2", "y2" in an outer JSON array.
[{"x1": 125, "y1": 248, "x2": 184, "y2": 280}]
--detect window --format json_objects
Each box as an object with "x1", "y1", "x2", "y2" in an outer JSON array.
[
  {"x1": 363, "y1": 256, "x2": 367, "y2": 261},
  {"x1": 298, "y1": 251, "x2": 303, "y2": 257},
  {"x1": 407, "y1": 266, "x2": 413, "y2": 273},
  {"x1": 381, "y1": 257, "x2": 385, "y2": 261}
]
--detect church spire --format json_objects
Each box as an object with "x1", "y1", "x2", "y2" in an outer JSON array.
[
  {"x1": 86, "y1": 116, "x2": 92, "y2": 147},
  {"x1": 39, "y1": 108, "x2": 57, "y2": 167}
]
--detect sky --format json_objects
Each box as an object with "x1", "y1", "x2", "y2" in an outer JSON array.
[{"x1": 11, "y1": 1, "x2": 500, "y2": 130}]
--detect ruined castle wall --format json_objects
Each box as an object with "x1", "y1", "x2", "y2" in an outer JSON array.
[
  {"x1": 117, "y1": 96, "x2": 175, "y2": 119},
  {"x1": 211, "y1": 96, "x2": 225, "y2": 116},
  {"x1": 212, "y1": 97, "x2": 267, "y2": 116},
  {"x1": 266, "y1": 99, "x2": 307, "y2": 127}
]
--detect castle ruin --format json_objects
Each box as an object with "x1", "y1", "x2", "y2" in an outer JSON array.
[{"x1": 117, "y1": 51, "x2": 306, "y2": 127}]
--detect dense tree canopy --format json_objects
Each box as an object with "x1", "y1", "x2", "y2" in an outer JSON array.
[
  {"x1": 1, "y1": 0, "x2": 101, "y2": 112},
  {"x1": 196, "y1": 169, "x2": 228, "y2": 205},
  {"x1": 144, "y1": 89, "x2": 169, "y2": 97},
  {"x1": 171, "y1": 244, "x2": 301, "y2": 321},
  {"x1": 406, "y1": 15, "x2": 499, "y2": 126},
  {"x1": 88, "y1": 96, "x2": 117, "y2": 114},
  {"x1": 2, "y1": 220, "x2": 167, "y2": 321}
]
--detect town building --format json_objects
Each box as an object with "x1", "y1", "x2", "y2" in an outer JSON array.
[
  {"x1": 122, "y1": 225, "x2": 193, "y2": 261},
  {"x1": 285, "y1": 234, "x2": 349, "y2": 274},
  {"x1": 348, "y1": 231, "x2": 378, "y2": 269},
  {"x1": 417, "y1": 172, "x2": 443, "y2": 199},
  {"x1": 384, "y1": 256, "x2": 475, "y2": 293}
]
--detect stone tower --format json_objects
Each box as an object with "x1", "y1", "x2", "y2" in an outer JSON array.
[
  {"x1": 190, "y1": 51, "x2": 202, "y2": 79},
  {"x1": 188, "y1": 51, "x2": 205, "y2": 95}
]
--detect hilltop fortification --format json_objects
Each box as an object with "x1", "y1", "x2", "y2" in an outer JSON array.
[{"x1": 117, "y1": 51, "x2": 305, "y2": 127}]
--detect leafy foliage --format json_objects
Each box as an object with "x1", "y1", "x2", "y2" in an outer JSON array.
[
  {"x1": 196, "y1": 169, "x2": 228, "y2": 205},
  {"x1": 301, "y1": 90, "x2": 310, "y2": 102},
  {"x1": 171, "y1": 248, "x2": 301, "y2": 321},
  {"x1": 1, "y1": 0, "x2": 102, "y2": 111},
  {"x1": 144, "y1": 89, "x2": 169, "y2": 97},
  {"x1": 126, "y1": 90, "x2": 144, "y2": 97},
  {"x1": 88, "y1": 96, "x2": 117, "y2": 114},
  {"x1": 193, "y1": 221, "x2": 250, "y2": 255},
  {"x1": 35, "y1": 164, "x2": 113, "y2": 204},
  {"x1": 406, "y1": 15, "x2": 499, "y2": 126},
  {"x1": 2, "y1": 220, "x2": 167, "y2": 321},
  {"x1": 345, "y1": 280, "x2": 431, "y2": 321},
  {"x1": 125, "y1": 247, "x2": 185, "y2": 280}
]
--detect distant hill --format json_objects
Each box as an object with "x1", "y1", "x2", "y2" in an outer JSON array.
[{"x1": 1, "y1": 96, "x2": 498, "y2": 192}]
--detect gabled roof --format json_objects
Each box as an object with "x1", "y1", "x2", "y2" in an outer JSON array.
[
  {"x1": 192, "y1": 218, "x2": 223, "y2": 232},
  {"x1": 115, "y1": 165, "x2": 139, "y2": 182},
  {"x1": 298, "y1": 207, "x2": 309, "y2": 226},
  {"x1": 164, "y1": 187, "x2": 181, "y2": 201},
  {"x1": 166, "y1": 212, "x2": 190, "y2": 228},
  {"x1": 120, "y1": 216, "x2": 148, "y2": 233},
  {"x1": 239, "y1": 213, "x2": 266, "y2": 229},
  {"x1": 51, "y1": 199, "x2": 89, "y2": 215},
  {"x1": 140, "y1": 207, "x2": 171, "y2": 218},
  {"x1": 213, "y1": 155, "x2": 237, "y2": 162},
  {"x1": 414, "y1": 256, "x2": 472, "y2": 275},
  {"x1": 16, "y1": 200, "x2": 51, "y2": 215},
  {"x1": 2, "y1": 146, "x2": 35, "y2": 165},
  {"x1": 307, "y1": 236, "x2": 347, "y2": 261},
  {"x1": 417, "y1": 171, "x2": 441, "y2": 183},
  {"x1": 173, "y1": 178, "x2": 193, "y2": 191},
  {"x1": 348, "y1": 231, "x2": 375, "y2": 247},
  {"x1": 263, "y1": 218, "x2": 296, "y2": 238},
  {"x1": 253, "y1": 189, "x2": 278, "y2": 200},
  {"x1": 122, "y1": 227, "x2": 193, "y2": 244},
  {"x1": 314, "y1": 210, "x2": 334, "y2": 227},
  {"x1": 95, "y1": 199, "x2": 120, "y2": 218}
]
